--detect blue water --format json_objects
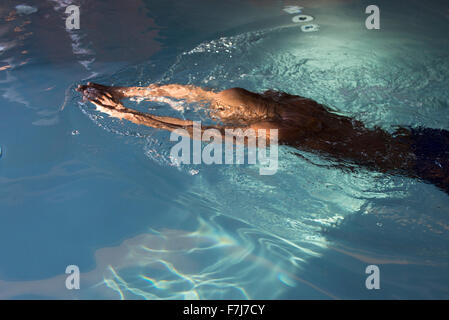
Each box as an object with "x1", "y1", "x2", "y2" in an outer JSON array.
[{"x1": 1, "y1": 0, "x2": 449, "y2": 299}]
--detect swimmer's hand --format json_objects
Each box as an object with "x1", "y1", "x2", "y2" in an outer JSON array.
[
  {"x1": 76, "y1": 82, "x2": 126, "y2": 114},
  {"x1": 76, "y1": 82, "x2": 124, "y2": 104}
]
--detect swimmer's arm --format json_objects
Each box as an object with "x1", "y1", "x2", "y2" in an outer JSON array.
[
  {"x1": 78, "y1": 86, "x2": 226, "y2": 140},
  {"x1": 79, "y1": 82, "x2": 217, "y2": 103},
  {"x1": 77, "y1": 86, "x2": 275, "y2": 145},
  {"x1": 84, "y1": 90, "x2": 209, "y2": 133}
]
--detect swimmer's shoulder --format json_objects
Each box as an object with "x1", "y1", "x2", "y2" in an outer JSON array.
[{"x1": 217, "y1": 87, "x2": 260, "y2": 102}]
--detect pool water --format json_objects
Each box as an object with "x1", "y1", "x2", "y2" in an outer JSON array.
[{"x1": 0, "y1": 0, "x2": 448, "y2": 299}]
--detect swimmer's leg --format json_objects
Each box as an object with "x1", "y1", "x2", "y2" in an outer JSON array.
[{"x1": 410, "y1": 128, "x2": 449, "y2": 195}]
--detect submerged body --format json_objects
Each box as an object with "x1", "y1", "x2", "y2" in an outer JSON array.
[{"x1": 77, "y1": 82, "x2": 449, "y2": 194}]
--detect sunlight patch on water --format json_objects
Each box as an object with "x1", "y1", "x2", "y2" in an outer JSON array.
[{"x1": 96, "y1": 215, "x2": 301, "y2": 299}]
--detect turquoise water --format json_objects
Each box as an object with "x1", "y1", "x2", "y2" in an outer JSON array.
[{"x1": 0, "y1": 0, "x2": 448, "y2": 299}]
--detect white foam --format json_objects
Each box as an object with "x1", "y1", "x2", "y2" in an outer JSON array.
[
  {"x1": 146, "y1": 96, "x2": 186, "y2": 112},
  {"x1": 15, "y1": 5, "x2": 38, "y2": 15}
]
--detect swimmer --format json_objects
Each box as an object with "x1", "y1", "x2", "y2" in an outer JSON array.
[{"x1": 76, "y1": 82, "x2": 449, "y2": 194}]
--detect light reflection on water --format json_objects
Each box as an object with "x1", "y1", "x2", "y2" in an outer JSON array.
[
  {"x1": 98, "y1": 211, "x2": 344, "y2": 300},
  {"x1": 0, "y1": 213, "x2": 332, "y2": 299}
]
